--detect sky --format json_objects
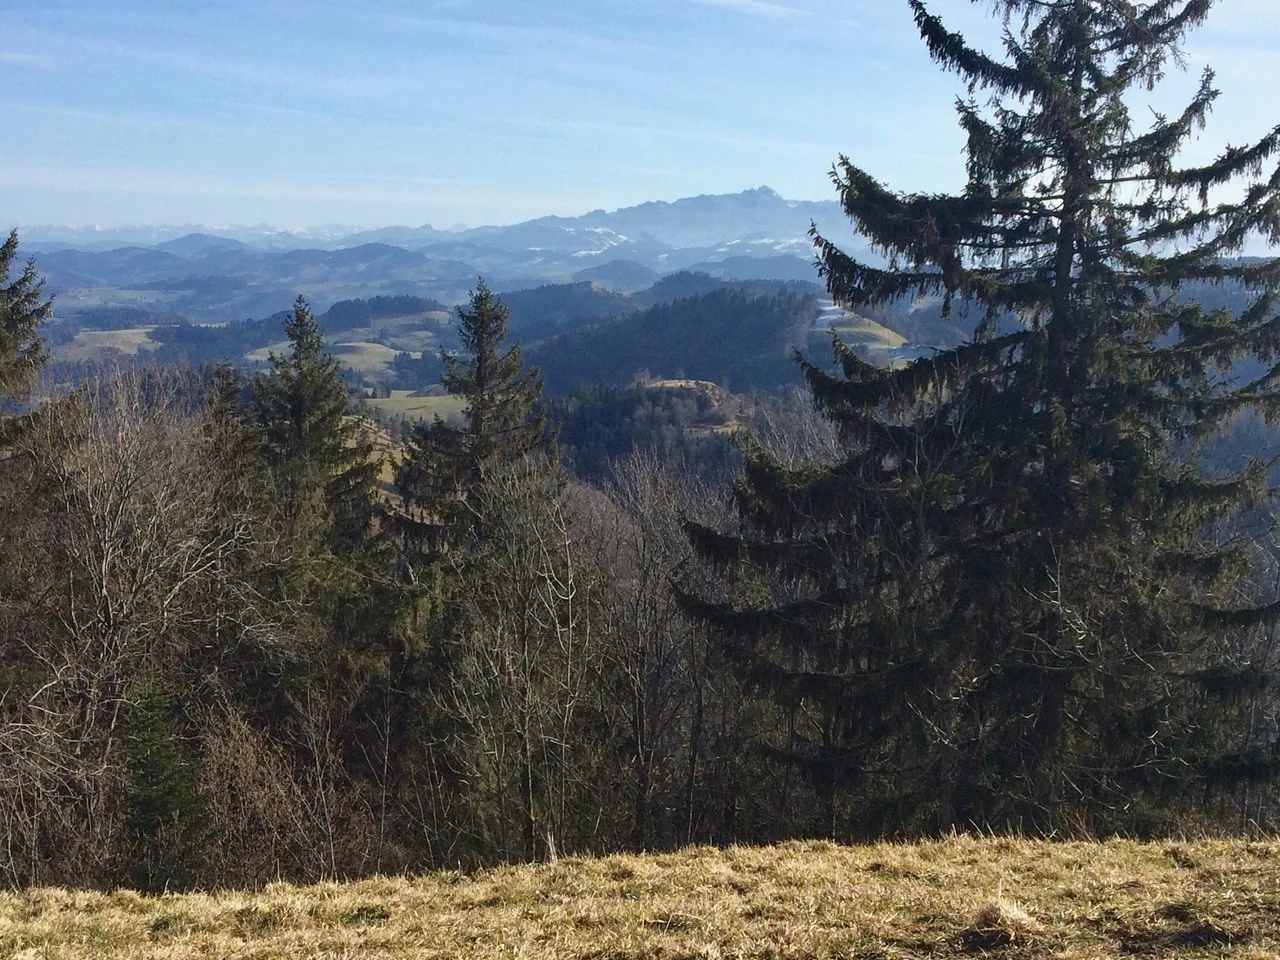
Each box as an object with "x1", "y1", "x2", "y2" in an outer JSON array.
[{"x1": 2, "y1": 0, "x2": 1279, "y2": 230}]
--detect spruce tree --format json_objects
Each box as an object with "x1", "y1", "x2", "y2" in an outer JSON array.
[
  {"x1": 120, "y1": 688, "x2": 205, "y2": 892},
  {"x1": 249, "y1": 296, "x2": 378, "y2": 551},
  {"x1": 396, "y1": 279, "x2": 548, "y2": 554},
  {"x1": 682, "y1": 0, "x2": 1280, "y2": 836},
  {"x1": 0, "y1": 230, "x2": 53, "y2": 443},
  {"x1": 388, "y1": 282, "x2": 553, "y2": 862}
]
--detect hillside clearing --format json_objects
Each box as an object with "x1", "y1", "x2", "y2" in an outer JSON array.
[
  {"x1": 244, "y1": 339, "x2": 292, "y2": 363},
  {"x1": 827, "y1": 316, "x2": 908, "y2": 349},
  {"x1": 58, "y1": 326, "x2": 158, "y2": 360},
  {"x1": 327, "y1": 340, "x2": 403, "y2": 376},
  {"x1": 4, "y1": 837, "x2": 1279, "y2": 959},
  {"x1": 363, "y1": 390, "x2": 468, "y2": 420}
]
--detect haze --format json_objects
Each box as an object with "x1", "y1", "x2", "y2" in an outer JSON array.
[{"x1": 3, "y1": 0, "x2": 1279, "y2": 230}]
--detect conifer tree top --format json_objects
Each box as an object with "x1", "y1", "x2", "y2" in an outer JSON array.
[
  {"x1": 815, "y1": 0, "x2": 1280, "y2": 335},
  {"x1": 0, "y1": 230, "x2": 52, "y2": 404},
  {"x1": 682, "y1": 0, "x2": 1280, "y2": 837}
]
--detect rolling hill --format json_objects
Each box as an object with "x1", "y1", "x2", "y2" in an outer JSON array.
[
  {"x1": 25, "y1": 187, "x2": 863, "y2": 329},
  {"x1": 528, "y1": 287, "x2": 820, "y2": 394}
]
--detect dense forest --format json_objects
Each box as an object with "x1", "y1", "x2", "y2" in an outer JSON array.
[
  {"x1": 529, "y1": 287, "x2": 819, "y2": 394},
  {"x1": 5, "y1": 0, "x2": 1280, "y2": 893}
]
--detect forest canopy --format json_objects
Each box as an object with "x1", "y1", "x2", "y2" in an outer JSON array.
[{"x1": 3, "y1": 0, "x2": 1280, "y2": 892}]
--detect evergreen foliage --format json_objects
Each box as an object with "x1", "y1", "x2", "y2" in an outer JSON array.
[
  {"x1": 396, "y1": 280, "x2": 548, "y2": 553},
  {"x1": 544, "y1": 383, "x2": 740, "y2": 482},
  {"x1": 206, "y1": 361, "x2": 245, "y2": 436},
  {"x1": 120, "y1": 688, "x2": 205, "y2": 893},
  {"x1": 500, "y1": 280, "x2": 633, "y2": 337},
  {"x1": 528, "y1": 287, "x2": 819, "y2": 395},
  {"x1": 681, "y1": 0, "x2": 1280, "y2": 836},
  {"x1": 249, "y1": 296, "x2": 378, "y2": 551},
  {"x1": 390, "y1": 281, "x2": 560, "y2": 866},
  {"x1": 0, "y1": 230, "x2": 53, "y2": 441}
]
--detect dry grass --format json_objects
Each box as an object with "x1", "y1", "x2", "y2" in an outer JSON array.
[
  {"x1": 363, "y1": 390, "x2": 468, "y2": 420},
  {"x1": 808, "y1": 317, "x2": 907, "y2": 369},
  {"x1": 243, "y1": 340, "x2": 293, "y2": 363},
  {"x1": 326, "y1": 341, "x2": 403, "y2": 376},
  {"x1": 59, "y1": 327, "x2": 159, "y2": 360},
  {"x1": 244, "y1": 340, "x2": 404, "y2": 376},
  {"x1": 827, "y1": 317, "x2": 908, "y2": 349},
  {"x1": 3, "y1": 837, "x2": 1280, "y2": 959},
  {"x1": 960, "y1": 889, "x2": 1045, "y2": 952}
]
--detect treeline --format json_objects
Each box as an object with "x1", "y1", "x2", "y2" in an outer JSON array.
[
  {"x1": 546, "y1": 382, "x2": 741, "y2": 481},
  {"x1": 80, "y1": 295, "x2": 451, "y2": 369},
  {"x1": 529, "y1": 287, "x2": 819, "y2": 394},
  {"x1": 0, "y1": 271, "x2": 836, "y2": 890},
  {"x1": 3, "y1": 270, "x2": 1277, "y2": 893},
  {"x1": 8, "y1": 0, "x2": 1280, "y2": 894}
]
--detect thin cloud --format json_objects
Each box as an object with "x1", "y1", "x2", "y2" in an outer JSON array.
[
  {"x1": 0, "y1": 161, "x2": 479, "y2": 202},
  {"x1": 0, "y1": 51, "x2": 56, "y2": 69},
  {"x1": 688, "y1": 0, "x2": 804, "y2": 20}
]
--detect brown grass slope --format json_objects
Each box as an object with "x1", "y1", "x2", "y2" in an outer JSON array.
[{"x1": 3, "y1": 837, "x2": 1280, "y2": 959}]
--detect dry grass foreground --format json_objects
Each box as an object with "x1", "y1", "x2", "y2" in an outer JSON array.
[{"x1": 4, "y1": 837, "x2": 1280, "y2": 959}]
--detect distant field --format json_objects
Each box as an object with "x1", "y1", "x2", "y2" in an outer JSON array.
[
  {"x1": 243, "y1": 340, "x2": 292, "y2": 363},
  {"x1": 245, "y1": 326, "x2": 438, "y2": 371},
  {"x1": 809, "y1": 315, "x2": 910, "y2": 370},
  {"x1": 648, "y1": 377, "x2": 724, "y2": 392},
  {"x1": 3, "y1": 838, "x2": 1278, "y2": 959},
  {"x1": 245, "y1": 341, "x2": 405, "y2": 373},
  {"x1": 327, "y1": 341, "x2": 403, "y2": 376},
  {"x1": 330, "y1": 311, "x2": 449, "y2": 356},
  {"x1": 57, "y1": 288, "x2": 180, "y2": 310},
  {"x1": 364, "y1": 390, "x2": 467, "y2": 420},
  {"x1": 59, "y1": 326, "x2": 158, "y2": 360},
  {"x1": 826, "y1": 315, "x2": 907, "y2": 349}
]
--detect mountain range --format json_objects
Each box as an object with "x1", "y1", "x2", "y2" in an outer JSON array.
[{"x1": 24, "y1": 187, "x2": 867, "y2": 324}]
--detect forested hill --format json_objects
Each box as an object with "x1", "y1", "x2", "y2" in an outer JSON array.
[
  {"x1": 499, "y1": 271, "x2": 822, "y2": 342},
  {"x1": 499, "y1": 281, "x2": 635, "y2": 333},
  {"x1": 528, "y1": 287, "x2": 820, "y2": 394},
  {"x1": 141, "y1": 294, "x2": 447, "y2": 365}
]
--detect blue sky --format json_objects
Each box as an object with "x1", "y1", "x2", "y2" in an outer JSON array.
[{"x1": 2, "y1": 0, "x2": 1278, "y2": 229}]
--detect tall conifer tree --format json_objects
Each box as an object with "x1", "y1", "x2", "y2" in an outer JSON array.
[
  {"x1": 250, "y1": 296, "x2": 378, "y2": 551},
  {"x1": 390, "y1": 281, "x2": 553, "y2": 860},
  {"x1": 0, "y1": 230, "x2": 52, "y2": 444},
  {"x1": 682, "y1": 0, "x2": 1280, "y2": 836},
  {"x1": 396, "y1": 279, "x2": 548, "y2": 555},
  {"x1": 244, "y1": 298, "x2": 392, "y2": 811}
]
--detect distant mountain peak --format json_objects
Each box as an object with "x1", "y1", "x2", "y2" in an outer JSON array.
[{"x1": 26, "y1": 185, "x2": 867, "y2": 300}]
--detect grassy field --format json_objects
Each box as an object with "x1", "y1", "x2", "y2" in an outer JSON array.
[
  {"x1": 827, "y1": 316, "x2": 908, "y2": 349},
  {"x1": 246, "y1": 340, "x2": 408, "y2": 376},
  {"x1": 3, "y1": 837, "x2": 1279, "y2": 958},
  {"x1": 326, "y1": 341, "x2": 403, "y2": 377},
  {"x1": 809, "y1": 316, "x2": 915, "y2": 371},
  {"x1": 59, "y1": 326, "x2": 159, "y2": 360},
  {"x1": 243, "y1": 340, "x2": 292, "y2": 363},
  {"x1": 810, "y1": 316, "x2": 908, "y2": 365},
  {"x1": 328, "y1": 310, "x2": 449, "y2": 356},
  {"x1": 363, "y1": 390, "x2": 468, "y2": 420}
]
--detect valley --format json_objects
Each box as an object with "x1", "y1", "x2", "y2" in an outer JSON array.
[{"x1": 30, "y1": 187, "x2": 946, "y2": 408}]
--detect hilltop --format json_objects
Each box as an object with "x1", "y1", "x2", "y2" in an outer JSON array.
[
  {"x1": 4, "y1": 838, "x2": 1278, "y2": 959},
  {"x1": 23, "y1": 187, "x2": 862, "y2": 328}
]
